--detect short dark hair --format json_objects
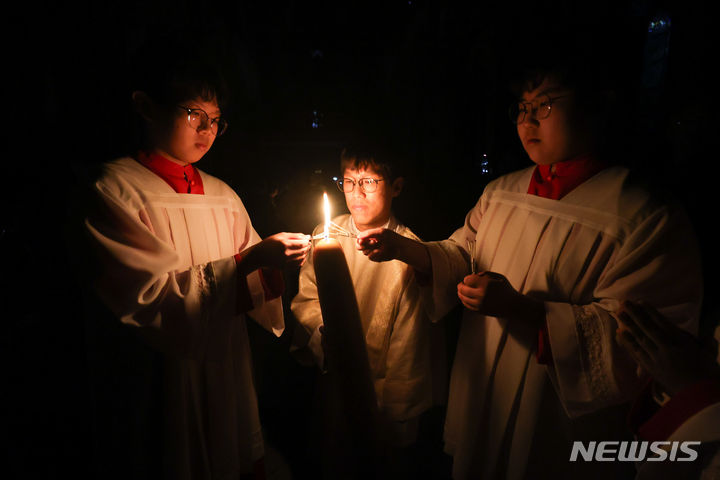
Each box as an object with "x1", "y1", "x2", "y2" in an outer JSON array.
[
  {"x1": 129, "y1": 34, "x2": 228, "y2": 110},
  {"x1": 339, "y1": 141, "x2": 404, "y2": 181},
  {"x1": 506, "y1": 22, "x2": 621, "y2": 103},
  {"x1": 509, "y1": 57, "x2": 613, "y2": 106}
]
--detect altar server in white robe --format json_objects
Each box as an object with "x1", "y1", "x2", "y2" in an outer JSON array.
[
  {"x1": 78, "y1": 46, "x2": 309, "y2": 480},
  {"x1": 291, "y1": 145, "x2": 446, "y2": 451},
  {"x1": 356, "y1": 60, "x2": 703, "y2": 478},
  {"x1": 616, "y1": 302, "x2": 720, "y2": 479}
]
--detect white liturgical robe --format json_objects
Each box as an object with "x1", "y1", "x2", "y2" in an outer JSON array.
[
  {"x1": 422, "y1": 165, "x2": 703, "y2": 479},
  {"x1": 291, "y1": 214, "x2": 445, "y2": 442},
  {"x1": 82, "y1": 157, "x2": 283, "y2": 479},
  {"x1": 635, "y1": 402, "x2": 720, "y2": 479},
  {"x1": 635, "y1": 323, "x2": 720, "y2": 480}
]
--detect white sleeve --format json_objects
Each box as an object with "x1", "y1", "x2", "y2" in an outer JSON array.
[
  {"x1": 546, "y1": 204, "x2": 703, "y2": 418},
  {"x1": 244, "y1": 270, "x2": 285, "y2": 337},
  {"x1": 225, "y1": 185, "x2": 285, "y2": 337},
  {"x1": 421, "y1": 198, "x2": 481, "y2": 320},
  {"x1": 84, "y1": 180, "x2": 258, "y2": 361}
]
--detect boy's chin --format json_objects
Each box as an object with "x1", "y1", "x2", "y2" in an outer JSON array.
[
  {"x1": 181, "y1": 154, "x2": 204, "y2": 164},
  {"x1": 351, "y1": 214, "x2": 389, "y2": 231},
  {"x1": 529, "y1": 156, "x2": 556, "y2": 166}
]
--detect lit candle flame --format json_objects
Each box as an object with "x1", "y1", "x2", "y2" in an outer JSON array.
[{"x1": 323, "y1": 192, "x2": 330, "y2": 239}]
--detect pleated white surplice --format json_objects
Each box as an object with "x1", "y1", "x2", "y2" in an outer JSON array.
[
  {"x1": 422, "y1": 165, "x2": 703, "y2": 479},
  {"x1": 83, "y1": 157, "x2": 282, "y2": 479}
]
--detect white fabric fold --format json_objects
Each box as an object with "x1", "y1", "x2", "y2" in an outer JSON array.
[
  {"x1": 421, "y1": 165, "x2": 702, "y2": 479},
  {"x1": 83, "y1": 156, "x2": 283, "y2": 478}
]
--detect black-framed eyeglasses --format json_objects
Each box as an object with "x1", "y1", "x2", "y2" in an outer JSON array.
[
  {"x1": 509, "y1": 94, "x2": 571, "y2": 124},
  {"x1": 336, "y1": 177, "x2": 384, "y2": 193},
  {"x1": 177, "y1": 106, "x2": 228, "y2": 136}
]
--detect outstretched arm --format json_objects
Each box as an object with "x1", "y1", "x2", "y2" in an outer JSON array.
[
  {"x1": 237, "y1": 232, "x2": 310, "y2": 275},
  {"x1": 356, "y1": 227, "x2": 432, "y2": 275},
  {"x1": 85, "y1": 179, "x2": 309, "y2": 360}
]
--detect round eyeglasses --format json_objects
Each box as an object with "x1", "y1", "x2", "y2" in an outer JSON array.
[
  {"x1": 336, "y1": 177, "x2": 384, "y2": 193},
  {"x1": 508, "y1": 94, "x2": 570, "y2": 124},
  {"x1": 177, "y1": 106, "x2": 228, "y2": 136}
]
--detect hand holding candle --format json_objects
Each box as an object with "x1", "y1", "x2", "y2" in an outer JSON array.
[
  {"x1": 242, "y1": 232, "x2": 310, "y2": 270},
  {"x1": 356, "y1": 227, "x2": 403, "y2": 262},
  {"x1": 357, "y1": 227, "x2": 433, "y2": 275},
  {"x1": 457, "y1": 272, "x2": 545, "y2": 328},
  {"x1": 466, "y1": 239, "x2": 477, "y2": 274}
]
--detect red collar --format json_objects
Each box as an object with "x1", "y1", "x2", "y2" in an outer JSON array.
[
  {"x1": 136, "y1": 151, "x2": 204, "y2": 194},
  {"x1": 527, "y1": 153, "x2": 608, "y2": 200}
]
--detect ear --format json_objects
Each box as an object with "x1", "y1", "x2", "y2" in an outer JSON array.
[
  {"x1": 131, "y1": 91, "x2": 155, "y2": 123},
  {"x1": 390, "y1": 176, "x2": 404, "y2": 198}
]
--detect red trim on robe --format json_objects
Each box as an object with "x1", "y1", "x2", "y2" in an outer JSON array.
[
  {"x1": 233, "y1": 254, "x2": 285, "y2": 313},
  {"x1": 627, "y1": 378, "x2": 658, "y2": 433},
  {"x1": 527, "y1": 153, "x2": 608, "y2": 200},
  {"x1": 259, "y1": 268, "x2": 284, "y2": 301},
  {"x1": 234, "y1": 253, "x2": 255, "y2": 313},
  {"x1": 536, "y1": 323, "x2": 553, "y2": 364},
  {"x1": 134, "y1": 151, "x2": 279, "y2": 314},
  {"x1": 630, "y1": 379, "x2": 720, "y2": 442},
  {"x1": 136, "y1": 151, "x2": 205, "y2": 194},
  {"x1": 527, "y1": 153, "x2": 609, "y2": 364}
]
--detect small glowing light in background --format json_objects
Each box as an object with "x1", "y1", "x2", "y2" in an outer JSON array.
[
  {"x1": 480, "y1": 153, "x2": 491, "y2": 175},
  {"x1": 648, "y1": 16, "x2": 671, "y2": 33},
  {"x1": 311, "y1": 109, "x2": 322, "y2": 129},
  {"x1": 332, "y1": 176, "x2": 338, "y2": 181}
]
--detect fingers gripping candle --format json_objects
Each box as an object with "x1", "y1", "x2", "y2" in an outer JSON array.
[{"x1": 313, "y1": 192, "x2": 381, "y2": 474}]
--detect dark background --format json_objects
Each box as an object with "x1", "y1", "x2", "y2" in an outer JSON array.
[{"x1": 2, "y1": 0, "x2": 714, "y2": 478}]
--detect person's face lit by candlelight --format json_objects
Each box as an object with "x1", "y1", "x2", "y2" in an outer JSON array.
[
  {"x1": 515, "y1": 77, "x2": 596, "y2": 166},
  {"x1": 341, "y1": 166, "x2": 403, "y2": 232},
  {"x1": 133, "y1": 93, "x2": 225, "y2": 166}
]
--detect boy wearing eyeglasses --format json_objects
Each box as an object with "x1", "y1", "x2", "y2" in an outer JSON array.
[
  {"x1": 291, "y1": 144, "x2": 447, "y2": 473},
  {"x1": 78, "y1": 39, "x2": 309, "y2": 480},
  {"x1": 355, "y1": 47, "x2": 703, "y2": 478}
]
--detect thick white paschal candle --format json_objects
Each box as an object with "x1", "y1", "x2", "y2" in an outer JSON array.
[{"x1": 312, "y1": 192, "x2": 381, "y2": 474}]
